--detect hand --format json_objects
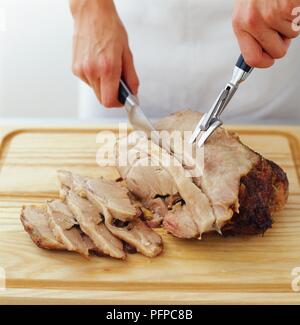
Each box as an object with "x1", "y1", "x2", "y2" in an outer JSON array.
[
  {"x1": 70, "y1": 0, "x2": 139, "y2": 107},
  {"x1": 232, "y1": 0, "x2": 300, "y2": 68}
]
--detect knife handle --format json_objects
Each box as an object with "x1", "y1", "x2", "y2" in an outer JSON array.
[
  {"x1": 236, "y1": 54, "x2": 253, "y2": 73},
  {"x1": 118, "y1": 79, "x2": 131, "y2": 105}
]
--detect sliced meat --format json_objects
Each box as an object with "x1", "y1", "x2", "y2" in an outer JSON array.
[
  {"x1": 20, "y1": 109, "x2": 289, "y2": 257},
  {"x1": 119, "y1": 159, "x2": 178, "y2": 201},
  {"x1": 63, "y1": 187, "x2": 126, "y2": 259},
  {"x1": 57, "y1": 171, "x2": 163, "y2": 257},
  {"x1": 163, "y1": 204, "x2": 199, "y2": 239},
  {"x1": 21, "y1": 205, "x2": 101, "y2": 256},
  {"x1": 143, "y1": 198, "x2": 167, "y2": 228},
  {"x1": 20, "y1": 206, "x2": 65, "y2": 250},
  {"x1": 46, "y1": 200, "x2": 91, "y2": 258},
  {"x1": 118, "y1": 152, "x2": 178, "y2": 227},
  {"x1": 103, "y1": 206, "x2": 163, "y2": 258},
  {"x1": 119, "y1": 136, "x2": 216, "y2": 238},
  {"x1": 57, "y1": 170, "x2": 136, "y2": 222}
]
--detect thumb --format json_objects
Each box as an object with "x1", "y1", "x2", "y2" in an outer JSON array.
[{"x1": 122, "y1": 48, "x2": 139, "y2": 95}]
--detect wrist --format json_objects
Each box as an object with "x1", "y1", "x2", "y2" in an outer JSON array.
[{"x1": 70, "y1": 0, "x2": 116, "y2": 19}]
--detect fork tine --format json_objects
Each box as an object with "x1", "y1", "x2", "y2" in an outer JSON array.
[
  {"x1": 197, "y1": 119, "x2": 223, "y2": 148},
  {"x1": 189, "y1": 114, "x2": 206, "y2": 144}
]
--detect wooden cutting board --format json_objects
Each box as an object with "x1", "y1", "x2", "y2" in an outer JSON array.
[{"x1": 0, "y1": 124, "x2": 299, "y2": 305}]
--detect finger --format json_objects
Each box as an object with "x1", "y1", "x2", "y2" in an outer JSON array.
[
  {"x1": 91, "y1": 78, "x2": 102, "y2": 104},
  {"x1": 268, "y1": 19, "x2": 299, "y2": 39},
  {"x1": 72, "y1": 62, "x2": 90, "y2": 86},
  {"x1": 81, "y1": 60, "x2": 102, "y2": 104},
  {"x1": 77, "y1": 72, "x2": 90, "y2": 86},
  {"x1": 281, "y1": 0, "x2": 298, "y2": 22},
  {"x1": 234, "y1": 29, "x2": 274, "y2": 68},
  {"x1": 248, "y1": 25, "x2": 289, "y2": 59},
  {"x1": 122, "y1": 48, "x2": 139, "y2": 95},
  {"x1": 84, "y1": 72, "x2": 102, "y2": 104},
  {"x1": 99, "y1": 54, "x2": 122, "y2": 108},
  {"x1": 283, "y1": 36, "x2": 292, "y2": 47}
]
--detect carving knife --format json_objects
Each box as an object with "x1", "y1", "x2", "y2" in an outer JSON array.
[{"x1": 118, "y1": 80, "x2": 156, "y2": 138}]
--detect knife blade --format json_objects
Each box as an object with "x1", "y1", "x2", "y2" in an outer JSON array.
[{"x1": 118, "y1": 80, "x2": 156, "y2": 138}]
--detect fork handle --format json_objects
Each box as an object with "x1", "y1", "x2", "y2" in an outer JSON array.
[{"x1": 236, "y1": 54, "x2": 253, "y2": 73}]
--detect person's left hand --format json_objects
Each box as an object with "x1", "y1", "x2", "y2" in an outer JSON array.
[{"x1": 232, "y1": 0, "x2": 300, "y2": 68}]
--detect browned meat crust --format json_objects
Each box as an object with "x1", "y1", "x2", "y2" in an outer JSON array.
[{"x1": 221, "y1": 156, "x2": 289, "y2": 235}]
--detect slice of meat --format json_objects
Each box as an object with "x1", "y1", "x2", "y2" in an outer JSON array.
[
  {"x1": 163, "y1": 204, "x2": 199, "y2": 239},
  {"x1": 118, "y1": 151, "x2": 178, "y2": 228},
  {"x1": 142, "y1": 198, "x2": 167, "y2": 228},
  {"x1": 62, "y1": 187, "x2": 126, "y2": 259},
  {"x1": 21, "y1": 205, "x2": 101, "y2": 256},
  {"x1": 57, "y1": 171, "x2": 163, "y2": 257},
  {"x1": 20, "y1": 206, "x2": 65, "y2": 250},
  {"x1": 120, "y1": 160, "x2": 178, "y2": 201},
  {"x1": 102, "y1": 205, "x2": 163, "y2": 258},
  {"x1": 46, "y1": 200, "x2": 91, "y2": 258},
  {"x1": 57, "y1": 170, "x2": 137, "y2": 222}
]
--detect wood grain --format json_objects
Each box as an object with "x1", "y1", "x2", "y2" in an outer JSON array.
[{"x1": 0, "y1": 124, "x2": 299, "y2": 304}]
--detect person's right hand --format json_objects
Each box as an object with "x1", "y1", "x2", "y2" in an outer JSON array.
[
  {"x1": 232, "y1": 0, "x2": 300, "y2": 68},
  {"x1": 70, "y1": 0, "x2": 139, "y2": 107}
]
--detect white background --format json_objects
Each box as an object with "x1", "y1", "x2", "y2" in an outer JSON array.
[{"x1": 0, "y1": 0, "x2": 78, "y2": 119}]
